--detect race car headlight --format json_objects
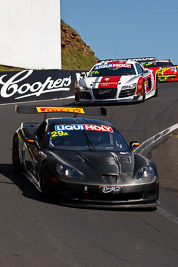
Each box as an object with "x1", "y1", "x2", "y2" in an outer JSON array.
[
  {"x1": 136, "y1": 165, "x2": 155, "y2": 180},
  {"x1": 122, "y1": 83, "x2": 136, "y2": 90},
  {"x1": 56, "y1": 163, "x2": 82, "y2": 179},
  {"x1": 78, "y1": 85, "x2": 88, "y2": 92}
]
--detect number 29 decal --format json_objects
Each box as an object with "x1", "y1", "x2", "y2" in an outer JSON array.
[{"x1": 51, "y1": 131, "x2": 68, "y2": 137}]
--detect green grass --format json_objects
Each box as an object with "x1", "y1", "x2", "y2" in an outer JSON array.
[
  {"x1": 0, "y1": 65, "x2": 23, "y2": 71},
  {"x1": 62, "y1": 46, "x2": 97, "y2": 70}
]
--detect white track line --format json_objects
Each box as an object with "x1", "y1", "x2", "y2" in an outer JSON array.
[
  {"x1": 134, "y1": 123, "x2": 178, "y2": 154},
  {"x1": 134, "y1": 123, "x2": 178, "y2": 224},
  {"x1": 157, "y1": 207, "x2": 178, "y2": 225}
]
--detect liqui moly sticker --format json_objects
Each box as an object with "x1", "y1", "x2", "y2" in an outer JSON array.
[
  {"x1": 55, "y1": 124, "x2": 85, "y2": 131},
  {"x1": 95, "y1": 64, "x2": 131, "y2": 70},
  {"x1": 84, "y1": 124, "x2": 113, "y2": 132},
  {"x1": 55, "y1": 124, "x2": 113, "y2": 132}
]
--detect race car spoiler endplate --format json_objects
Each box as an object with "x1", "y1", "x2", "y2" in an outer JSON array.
[{"x1": 15, "y1": 105, "x2": 107, "y2": 118}]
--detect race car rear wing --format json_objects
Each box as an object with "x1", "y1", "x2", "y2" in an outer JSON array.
[
  {"x1": 15, "y1": 105, "x2": 107, "y2": 119},
  {"x1": 97, "y1": 57, "x2": 156, "y2": 64},
  {"x1": 157, "y1": 59, "x2": 171, "y2": 62}
]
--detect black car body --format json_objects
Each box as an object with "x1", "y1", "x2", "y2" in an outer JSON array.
[{"x1": 12, "y1": 106, "x2": 159, "y2": 208}]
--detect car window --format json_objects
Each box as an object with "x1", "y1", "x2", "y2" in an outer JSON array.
[
  {"x1": 145, "y1": 61, "x2": 174, "y2": 67},
  {"x1": 48, "y1": 124, "x2": 129, "y2": 152},
  {"x1": 36, "y1": 121, "x2": 47, "y2": 147},
  {"x1": 135, "y1": 63, "x2": 143, "y2": 74},
  {"x1": 39, "y1": 132, "x2": 47, "y2": 147},
  {"x1": 88, "y1": 64, "x2": 136, "y2": 77}
]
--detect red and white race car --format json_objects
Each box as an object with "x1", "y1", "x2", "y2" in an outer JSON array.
[{"x1": 75, "y1": 57, "x2": 158, "y2": 104}]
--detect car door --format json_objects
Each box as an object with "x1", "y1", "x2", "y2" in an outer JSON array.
[
  {"x1": 25, "y1": 121, "x2": 47, "y2": 178},
  {"x1": 136, "y1": 63, "x2": 153, "y2": 94}
]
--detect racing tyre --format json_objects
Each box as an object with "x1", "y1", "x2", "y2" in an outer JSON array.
[
  {"x1": 40, "y1": 163, "x2": 51, "y2": 198},
  {"x1": 154, "y1": 75, "x2": 159, "y2": 97},
  {"x1": 12, "y1": 135, "x2": 24, "y2": 171},
  {"x1": 75, "y1": 92, "x2": 79, "y2": 102},
  {"x1": 142, "y1": 82, "x2": 145, "y2": 102}
]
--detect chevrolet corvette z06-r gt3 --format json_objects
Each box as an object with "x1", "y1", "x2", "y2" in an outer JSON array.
[
  {"x1": 144, "y1": 59, "x2": 178, "y2": 82},
  {"x1": 75, "y1": 58, "x2": 158, "y2": 104},
  {"x1": 12, "y1": 105, "x2": 159, "y2": 208}
]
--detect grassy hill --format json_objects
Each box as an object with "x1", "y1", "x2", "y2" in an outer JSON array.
[
  {"x1": 0, "y1": 20, "x2": 98, "y2": 71},
  {"x1": 61, "y1": 20, "x2": 98, "y2": 70}
]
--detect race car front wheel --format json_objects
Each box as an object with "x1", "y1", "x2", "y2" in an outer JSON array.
[
  {"x1": 154, "y1": 75, "x2": 159, "y2": 97},
  {"x1": 75, "y1": 92, "x2": 79, "y2": 102},
  {"x1": 40, "y1": 163, "x2": 51, "y2": 197},
  {"x1": 12, "y1": 135, "x2": 24, "y2": 171}
]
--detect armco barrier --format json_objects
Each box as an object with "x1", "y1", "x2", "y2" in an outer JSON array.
[{"x1": 0, "y1": 69, "x2": 86, "y2": 104}]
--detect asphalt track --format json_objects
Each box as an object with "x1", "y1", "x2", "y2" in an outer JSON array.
[{"x1": 0, "y1": 82, "x2": 178, "y2": 267}]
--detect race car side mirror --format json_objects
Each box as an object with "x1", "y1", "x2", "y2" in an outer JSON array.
[
  {"x1": 80, "y1": 72, "x2": 86, "y2": 79},
  {"x1": 27, "y1": 139, "x2": 40, "y2": 150},
  {"x1": 130, "y1": 141, "x2": 140, "y2": 151}
]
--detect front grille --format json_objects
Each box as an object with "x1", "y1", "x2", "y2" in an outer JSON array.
[
  {"x1": 58, "y1": 190, "x2": 158, "y2": 205},
  {"x1": 73, "y1": 192, "x2": 143, "y2": 202},
  {"x1": 119, "y1": 88, "x2": 135, "y2": 98},
  {"x1": 93, "y1": 88, "x2": 117, "y2": 99},
  {"x1": 79, "y1": 91, "x2": 92, "y2": 99}
]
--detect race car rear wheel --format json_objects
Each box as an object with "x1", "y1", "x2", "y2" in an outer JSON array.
[
  {"x1": 142, "y1": 82, "x2": 145, "y2": 102},
  {"x1": 12, "y1": 135, "x2": 24, "y2": 171}
]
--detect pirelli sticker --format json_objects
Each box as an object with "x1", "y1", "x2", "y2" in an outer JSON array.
[{"x1": 36, "y1": 107, "x2": 85, "y2": 114}]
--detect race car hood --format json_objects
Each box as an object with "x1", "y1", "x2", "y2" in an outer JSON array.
[
  {"x1": 79, "y1": 76, "x2": 138, "y2": 89},
  {"x1": 48, "y1": 150, "x2": 148, "y2": 184}
]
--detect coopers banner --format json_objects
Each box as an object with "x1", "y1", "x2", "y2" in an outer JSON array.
[{"x1": 0, "y1": 69, "x2": 85, "y2": 104}]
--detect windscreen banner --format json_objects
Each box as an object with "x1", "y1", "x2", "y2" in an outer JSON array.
[{"x1": 0, "y1": 69, "x2": 86, "y2": 104}]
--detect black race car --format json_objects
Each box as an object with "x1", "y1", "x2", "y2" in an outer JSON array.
[{"x1": 12, "y1": 105, "x2": 159, "y2": 208}]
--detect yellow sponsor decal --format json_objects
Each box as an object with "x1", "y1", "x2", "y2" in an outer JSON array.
[
  {"x1": 157, "y1": 67, "x2": 171, "y2": 75},
  {"x1": 51, "y1": 131, "x2": 68, "y2": 137},
  {"x1": 89, "y1": 70, "x2": 99, "y2": 76},
  {"x1": 145, "y1": 63, "x2": 153, "y2": 66},
  {"x1": 17, "y1": 131, "x2": 23, "y2": 143},
  {"x1": 36, "y1": 107, "x2": 85, "y2": 114}
]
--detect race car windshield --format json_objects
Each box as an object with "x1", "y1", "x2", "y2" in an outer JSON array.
[
  {"x1": 48, "y1": 125, "x2": 129, "y2": 152},
  {"x1": 88, "y1": 64, "x2": 136, "y2": 77},
  {"x1": 145, "y1": 62, "x2": 174, "y2": 67}
]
